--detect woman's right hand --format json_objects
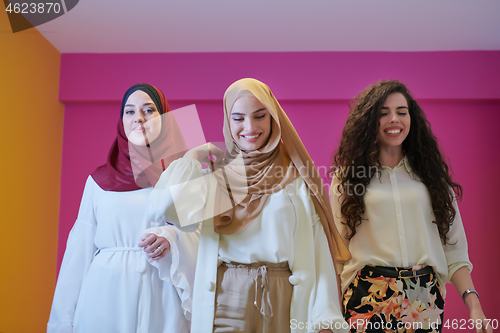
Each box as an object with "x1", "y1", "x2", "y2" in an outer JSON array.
[
  {"x1": 139, "y1": 233, "x2": 170, "y2": 260},
  {"x1": 183, "y1": 143, "x2": 224, "y2": 166}
]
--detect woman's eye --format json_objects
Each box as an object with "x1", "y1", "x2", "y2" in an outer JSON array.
[
  {"x1": 398, "y1": 112, "x2": 407, "y2": 115},
  {"x1": 125, "y1": 110, "x2": 134, "y2": 115},
  {"x1": 232, "y1": 118, "x2": 243, "y2": 122},
  {"x1": 380, "y1": 113, "x2": 388, "y2": 116},
  {"x1": 144, "y1": 109, "x2": 155, "y2": 114},
  {"x1": 255, "y1": 114, "x2": 266, "y2": 119}
]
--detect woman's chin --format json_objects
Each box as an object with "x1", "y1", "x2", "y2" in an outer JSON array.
[
  {"x1": 128, "y1": 132, "x2": 160, "y2": 147},
  {"x1": 236, "y1": 139, "x2": 268, "y2": 152}
]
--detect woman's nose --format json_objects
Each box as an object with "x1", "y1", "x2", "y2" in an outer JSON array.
[
  {"x1": 244, "y1": 119, "x2": 256, "y2": 132},
  {"x1": 134, "y1": 112, "x2": 145, "y2": 122},
  {"x1": 389, "y1": 111, "x2": 399, "y2": 123}
]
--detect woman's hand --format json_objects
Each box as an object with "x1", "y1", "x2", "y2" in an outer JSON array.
[
  {"x1": 183, "y1": 143, "x2": 224, "y2": 166},
  {"x1": 451, "y1": 267, "x2": 493, "y2": 333},
  {"x1": 468, "y1": 301, "x2": 493, "y2": 333},
  {"x1": 139, "y1": 233, "x2": 170, "y2": 260}
]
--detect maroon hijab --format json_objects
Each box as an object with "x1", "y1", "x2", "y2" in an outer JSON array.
[{"x1": 91, "y1": 84, "x2": 187, "y2": 191}]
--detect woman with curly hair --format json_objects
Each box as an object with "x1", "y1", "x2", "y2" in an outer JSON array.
[{"x1": 329, "y1": 80, "x2": 491, "y2": 333}]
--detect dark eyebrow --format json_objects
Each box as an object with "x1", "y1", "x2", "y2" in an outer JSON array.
[
  {"x1": 124, "y1": 103, "x2": 156, "y2": 108},
  {"x1": 381, "y1": 106, "x2": 408, "y2": 110},
  {"x1": 231, "y1": 108, "x2": 267, "y2": 116}
]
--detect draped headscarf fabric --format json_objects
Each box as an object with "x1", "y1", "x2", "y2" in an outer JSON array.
[
  {"x1": 91, "y1": 83, "x2": 187, "y2": 191},
  {"x1": 213, "y1": 78, "x2": 350, "y2": 264}
]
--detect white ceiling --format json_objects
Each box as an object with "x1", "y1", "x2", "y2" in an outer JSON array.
[{"x1": 36, "y1": 0, "x2": 500, "y2": 53}]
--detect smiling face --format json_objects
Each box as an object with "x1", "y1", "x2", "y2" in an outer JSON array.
[
  {"x1": 377, "y1": 92, "x2": 411, "y2": 152},
  {"x1": 229, "y1": 95, "x2": 272, "y2": 152},
  {"x1": 122, "y1": 90, "x2": 162, "y2": 146}
]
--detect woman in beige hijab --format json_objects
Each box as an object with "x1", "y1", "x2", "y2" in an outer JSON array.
[{"x1": 148, "y1": 78, "x2": 350, "y2": 333}]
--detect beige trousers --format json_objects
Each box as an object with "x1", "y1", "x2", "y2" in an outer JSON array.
[{"x1": 213, "y1": 262, "x2": 293, "y2": 333}]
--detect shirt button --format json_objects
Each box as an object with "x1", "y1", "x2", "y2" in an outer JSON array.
[
  {"x1": 206, "y1": 281, "x2": 216, "y2": 292},
  {"x1": 289, "y1": 275, "x2": 299, "y2": 285}
]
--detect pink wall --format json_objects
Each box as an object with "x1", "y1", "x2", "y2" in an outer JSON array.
[{"x1": 58, "y1": 51, "x2": 500, "y2": 329}]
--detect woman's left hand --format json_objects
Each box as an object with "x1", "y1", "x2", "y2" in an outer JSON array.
[
  {"x1": 139, "y1": 233, "x2": 170, "y2": 260},
  {"x1": 470, "y1": 307, "x2": 493, "y2": 333},
  {"x1": 450, "y1": 267, "x2": 493, "y2": 333}
]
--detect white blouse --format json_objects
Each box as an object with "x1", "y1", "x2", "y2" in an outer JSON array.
[
  {"x1": 217, "y1": 182, "x2": 298, "y2": 264},
  {"x1": 148, "y1": 158, "x2": 348, "y2": 333},
  {"x1": 330, "y1": 157, "x2": 472, "y2": 296}
]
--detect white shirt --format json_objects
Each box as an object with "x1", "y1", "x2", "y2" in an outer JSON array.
[
  {"x1": 330, "y1": 157, "x2": 472, "y2": 296},
  {"x1": 148, "y1": 158, "x2": 349, "y2": 333}
]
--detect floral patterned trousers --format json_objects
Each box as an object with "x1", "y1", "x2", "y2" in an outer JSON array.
[{"x1": 343, "y1": 265, "x2": 444, "y2": 333}]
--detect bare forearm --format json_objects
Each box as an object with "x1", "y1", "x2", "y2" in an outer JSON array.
[
  {"x1": 450, "y1": 266, "x2": 492, "y2": 333},
  {"x1": 450, "y1": 266, "x2": 480, "y2": 311}
]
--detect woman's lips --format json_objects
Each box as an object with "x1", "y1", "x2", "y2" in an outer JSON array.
[
  {"x1": 240, "y1": 133, "x2": 262, "y2": 142},
  {"x1": 133, "y1": 126, "x2": 146, "y2": 132},
  {"x1": 384, "y1": 128, "x2": 403, "y2": 136}
]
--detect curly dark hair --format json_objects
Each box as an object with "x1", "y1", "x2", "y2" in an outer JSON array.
[{"x1": 328, "y1": 79, "x2": 462, "y2": 245}]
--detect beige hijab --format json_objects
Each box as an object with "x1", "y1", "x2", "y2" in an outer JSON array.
[{"x1": 213, "y1": 78, "x2": 350, "y2": 265}]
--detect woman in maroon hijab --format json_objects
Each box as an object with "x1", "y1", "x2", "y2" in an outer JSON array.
[{"x1": 47, "y1": 84, "x2": 199, "y2": 333}]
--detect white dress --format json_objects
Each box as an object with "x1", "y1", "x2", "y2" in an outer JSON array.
[
  {"x1": 148, "y1": 158, "x2": 348, "y2": 333},
  {"x1": 47, "y1": 176, "x2": 200, "y2": 333}
]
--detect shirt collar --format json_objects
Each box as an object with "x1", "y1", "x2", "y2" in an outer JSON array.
[
  {"x1": 402, "y1": 155, "x2": 412, "y2": 174},
  {"x1": 381, "y1": 155, "x2": 412, "y2": 174}
]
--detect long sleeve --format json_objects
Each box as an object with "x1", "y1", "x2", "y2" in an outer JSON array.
[
  {"x1": 289, "y1": 180, "x2": 348, "y2": 333},
  {"x1": 443, "y1": 198, "x2": 473, "y2": 281},
  {"x1": 141, "y1": 224, "x2": 200, "y2": 321},
  {"x1": 47, "y1": 177, "x2": 98, "y2": 333},
  {"x1": 147, "y1": 158, "x2": 208, "y2": 232},
  {"x1": 329, "y1": 175, "x2": 350, "y2": 276},
  {"x1": 310, "y1": 216, "x2": 349, "y2": 333}
]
